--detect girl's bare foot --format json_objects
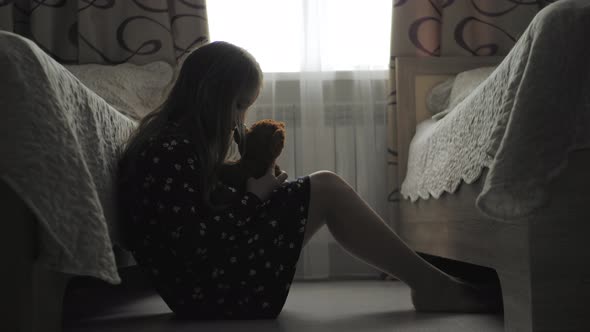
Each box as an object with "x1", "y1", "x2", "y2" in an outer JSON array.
[{"x1": 411, "y1": 276, "x2": 503, "y2": 313}]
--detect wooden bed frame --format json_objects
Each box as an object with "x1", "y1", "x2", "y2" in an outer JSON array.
[{"x1": 395, "y1": 56, "x2": 590, "y2": 332}]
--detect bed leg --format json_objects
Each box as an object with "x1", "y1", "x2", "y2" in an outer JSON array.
[
  {"x1": 497, "y1": 270, "x2": 533, "y2": 332},
  {"x1": 30, "y1": 266, "x2": 72, "y2": 332},
  {"x1": 6, "y1": 258, "x2": 71, "y2": 332},
  {"x1": 498, "y1": 234, "x2": 590, "y2": 332},
  {"x1": 526, "y1": 223, "x2": 590, "y2": 332},
  {"x1": 0, "y1": 180, "x2": 71, "y2": 332}
]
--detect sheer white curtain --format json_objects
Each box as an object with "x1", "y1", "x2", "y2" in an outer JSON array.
[{"x1": 208, "y1": 0, "x2": 392, "y2": 279}]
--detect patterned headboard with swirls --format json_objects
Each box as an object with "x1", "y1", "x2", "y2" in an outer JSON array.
[
  {"x1": 0, "y1": 0, "x2": 209, "y2": 65},
  {"x1": 391, "y1": 1, "x2": 548, "y2": 57}
]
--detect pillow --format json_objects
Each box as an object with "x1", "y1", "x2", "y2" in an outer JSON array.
[
  {"x1": 65, "y1": 61, "x2": 175, "y2": 120},
  {"x1": 432, "y1": 66, "x2": 497, "y2": 121},
  {"x1": 426, "y1": 77, "x2": 455, "y2": 114}
]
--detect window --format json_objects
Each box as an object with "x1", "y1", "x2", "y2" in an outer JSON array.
[{"x1": 207, "y1": 0, "x2": 392, "y2": 73}]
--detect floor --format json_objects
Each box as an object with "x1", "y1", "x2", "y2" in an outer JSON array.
[{"x1": 63, "y1": 280, "x2": 504, "y2": 332}]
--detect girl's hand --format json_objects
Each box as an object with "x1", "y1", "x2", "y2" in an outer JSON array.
[{"x1": 246, "y1": 164, "x2": 288, "y2": 201}]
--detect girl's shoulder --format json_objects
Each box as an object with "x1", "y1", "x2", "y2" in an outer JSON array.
[
  {"x1": 151, "y1": 121, "x2": 189, "y2": 142},
  {"x1": 132, "y1": 129, "x2": 200, "y2": 178},
  {"x1": 118, "y1": 123, "x2": 198, "y2": 186},
  {"x1": 143, "y1": 127, "x2": 196, "y2": 159}
]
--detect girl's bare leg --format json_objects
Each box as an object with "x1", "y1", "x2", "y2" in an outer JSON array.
[{"x1": 302, "y1": 171, "x2": 499, "y2": 312}]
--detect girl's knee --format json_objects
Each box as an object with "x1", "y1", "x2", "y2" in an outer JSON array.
[{"x1": 310, "y1": 170, "x2": 343, "y2": 189}]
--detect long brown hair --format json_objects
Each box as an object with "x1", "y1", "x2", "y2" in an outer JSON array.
[{"x1": 120, "y1": 41, "x2": 262, "y2": 207}]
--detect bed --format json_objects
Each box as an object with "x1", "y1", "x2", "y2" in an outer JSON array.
[
  {"x1": 394, "y1": 3, "x2": 590, "y2": 331},
  {"x1": 0, "y1": 31, "x2": 176, "y2": 332}
]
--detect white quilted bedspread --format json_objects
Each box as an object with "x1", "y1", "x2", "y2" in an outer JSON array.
[
  {"x1": 0, "y1": 31, "x2": 136, "y2": 283},
  {"x1": 401, "y1": 0, "x2": 590, "y2": 222}
]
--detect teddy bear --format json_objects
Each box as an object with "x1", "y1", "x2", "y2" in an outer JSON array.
[{"x1": 217, "y1": 119, "x2": 286, "y2": 194}]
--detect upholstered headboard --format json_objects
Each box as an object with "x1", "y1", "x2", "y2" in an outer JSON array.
[{"x1": 394, "y1": 56, "x2": 504, "y2": 182}]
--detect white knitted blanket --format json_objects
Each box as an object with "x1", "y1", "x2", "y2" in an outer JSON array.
[
  {"x1": 401, "y1": 0, "x2": 590, "y2": 222},
  {"x1": 0, "y1": 31, "x2": 136, "y2": 283}
]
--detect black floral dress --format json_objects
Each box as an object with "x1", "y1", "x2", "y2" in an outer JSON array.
[{"x1": 117, "y1": 124, "x2": 310, "y2": 320}]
